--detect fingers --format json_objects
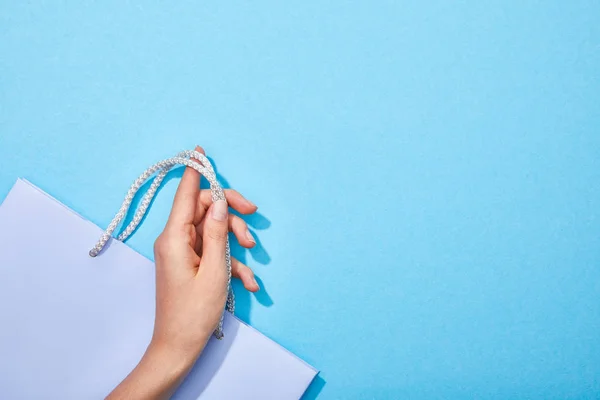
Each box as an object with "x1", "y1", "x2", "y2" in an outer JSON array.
[
  {"x1": 199, "y1": 189, "x2": 256, "y2": 215},
  {"x1": 199, "y1": 200, "x2": 229, "y2": 274},
  {"x1": 231, "y1": 257, "x2": 259, "y2": 292},
  {"x1": 194, "y1": 188, "x2": 257, "y2": 237},
  {"x1": 168, "y1": 146, "x2": 204, "y2": 227},
  {"x1": 229, "y1": 214, "x2": 256, "y2": 248},
  {"x1": 193, "y1": 213, "x2": 255, "y2": 256}
]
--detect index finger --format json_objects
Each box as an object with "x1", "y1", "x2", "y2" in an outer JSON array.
[{"x1": 167, "y1": 146, "x2": 205, "y2": 226}]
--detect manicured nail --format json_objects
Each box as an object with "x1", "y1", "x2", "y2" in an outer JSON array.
[
  {"x1": 211, "y1": 200, "x2": 228, "y2": 221},
  {"x1": 252, "y1": 276, "x2": 260, "y2": 290},
  {"x1": 245, "y1": 229, "x2": 256, "y2": 243}
]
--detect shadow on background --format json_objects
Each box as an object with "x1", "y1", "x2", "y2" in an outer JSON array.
[
  {"x1": 206, "y1": 156, "x2": 273, "y2": 325},
  {"x1": 229, "y1": 244, "x2": 274, "y2": 324},
  {"x1": 244, "y1": 211, "x2": 271, "y2": 230},
  {"x1": 302, "y1": 375, "x2": 326, "y2": 400},
  {"x1": 205, "y1": 157, "x2": 324, "y2": 396}
]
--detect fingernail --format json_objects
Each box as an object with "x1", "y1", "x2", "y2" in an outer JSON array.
[
  {"x1": 247, "y1": 199, "x2": 257, "y2": 208},
  {"x1": 252, "y1": 276, "x2": 260, "y2": 290},
  {"x1": 211, "y1": 200, "x2": 228, "y2": 221},
  {"x1": 245, "y1": 229, "x2": 256, "y2": 243}
]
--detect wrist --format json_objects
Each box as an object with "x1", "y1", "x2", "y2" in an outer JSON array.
[
  {"x1": 147, "y1": 328, "x2": 211, "y2": 371},
  {"x1": 106, "y1": 340, "x2": 198, "y2": 400},
  {"x1": 144, "y1": 339, "x2": 197, "y2": 377}
]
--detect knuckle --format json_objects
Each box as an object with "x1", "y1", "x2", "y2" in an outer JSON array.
[
  {"x1": 225, "y1": 189, "x2": 240, "y2": 198},
  {"x1": 243, "y1": 266, "x2": 254, "y2": 279},
  {"x1": 232, "y1": 215, "x2": 245, "y2": 229},
  {"x1": 153, "y1": 234, "x2": 168, "y2": 255}
]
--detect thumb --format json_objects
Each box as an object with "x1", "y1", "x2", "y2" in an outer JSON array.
[{"x1": 200, "y1": 200, "x2": 229, "y2": 271}]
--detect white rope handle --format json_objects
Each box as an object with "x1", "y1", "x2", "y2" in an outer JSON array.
[{"x1": 89, "y1": 150, "x2": 234, "y2": 339}]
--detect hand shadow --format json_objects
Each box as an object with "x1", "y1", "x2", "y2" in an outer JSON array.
[
  {"x1": 204, "y1": 156, "x2": 274, "y2": 325},
  {"x1": 229, "y1": 239, "x2": 274, "y2": 324}
]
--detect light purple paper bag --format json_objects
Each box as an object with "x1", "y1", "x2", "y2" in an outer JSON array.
[{"x1": 0, "y1": 179, "x2": 317, "y2": 399}]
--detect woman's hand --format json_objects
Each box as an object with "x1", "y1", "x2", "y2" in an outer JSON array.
[{"x1": 107, "y1": 147, "x2": 259, "y2": 400}]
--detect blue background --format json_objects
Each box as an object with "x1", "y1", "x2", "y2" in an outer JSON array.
[{"x1": 1, "y1": 1, "x2": 599, "y2": 398}]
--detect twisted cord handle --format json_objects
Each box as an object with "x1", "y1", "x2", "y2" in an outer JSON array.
[{"x1": 89, "y1": 150, "x2": 234, "y2": 339}]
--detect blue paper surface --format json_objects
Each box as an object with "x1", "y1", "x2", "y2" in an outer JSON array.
[{"x1": 1, "y1": 2, "x2": 599, "y2": 398}]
